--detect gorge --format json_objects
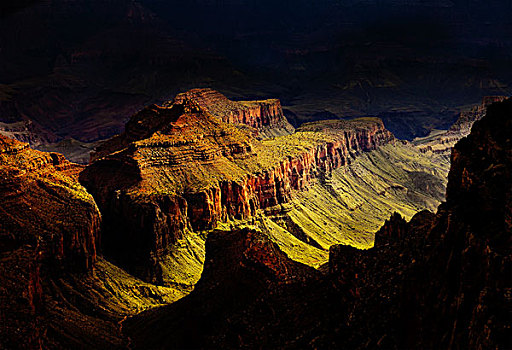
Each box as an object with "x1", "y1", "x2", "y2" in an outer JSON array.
[{"x1": 0, "y1": 89, "x2": 509, "y2": 349}]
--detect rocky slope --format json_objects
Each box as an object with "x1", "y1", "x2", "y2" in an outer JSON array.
[
  {"x1": 414, "y1": 95, "x2": 508, "y2": 154},
  {"x1": 0, "y1": 135, "x2": 191, "y2": 349},
  {"x1": 1, "y1": 96, "x2": 506, "y2": 349},
  {"x1": 171, "y1": 88, "x2": 295, "y2": 138},
  {"x1": 0, "y1": 135, "x2": 99, "y2": 271},
  {"x1": 80, "y1": 90, "x2": 395, "y2": 284},
  {"x1": 125, "y1": 97, "x2": 511, "y2": 349}
]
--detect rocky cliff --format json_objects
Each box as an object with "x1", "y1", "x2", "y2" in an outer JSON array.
[
  {"x1": 0, "y1": 135, "x2": 102, "y2": 348},
  {"x1": 171, "y1": 88, "x2": 295, "y2": 138},
  {"x1": 414, "y1": 95, "x2": 508, "y2": 154},
  {"x1": 80, "y1": 90, "x2": 394, "y2": 283},
  {"x1": 80, "y1": 90, "x2": 393, "y2": 282},
  {"x1": 91, "y1": 89, "x2": 294, "y2": 161},
  {"x1": 331, "y1": 97, "x2": 512, "y2": 349},
  {"x1": 0, "y1": 135, "x2": 100, "y2": 271},
  {"x1": 125, "y1": 98, "x2": 511, "y2": 350}
]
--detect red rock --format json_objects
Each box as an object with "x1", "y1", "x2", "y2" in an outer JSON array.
[
  {"x1": 171, "y1": 88, "x2": 295, "y2": 137},
  {"x1": 0, "y1": 135, "x2": 101, "y2": 272},
  {"x1": 80, "y1": 90, "x2": 394, "y2": 283}
]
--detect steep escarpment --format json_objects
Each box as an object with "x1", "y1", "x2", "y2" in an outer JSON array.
[
  {"x1": 0, "y1": 135, "x2": 100, "y2": 271},
  {"x1": 91, "y1": 89, "x2": 294, "y2": 162},
  {"x1": 80, "y1": 91, "x2": 394, "y2": 283},
  {"x1": 331, "y1": 97, "x2": 511, "y2": 348},
  {"x1": 0, "y1": 136, "x2": 193, "y2": 349},
  {"x1": 80, "y1": 91, "x2": 393, "y2": 283},
  {"x1": 171, "y1": 88, "x2": 295, "y2": 138},
  {"x1": 125, "y1": 97, "x2": 511, "y2": 350},
  {"x1": 414, "y1": 95, "x2": 508, "y2": 154},
  {"x1": 0, "y1": 135, "x2": 101, "y2": 348}
]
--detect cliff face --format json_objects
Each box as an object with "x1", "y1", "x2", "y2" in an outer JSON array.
[
  {"x1": 124, "y1": 97, "x2": 511, "y2": 350},
  {"x1": 0, "y1": 135, "x2": 100, "y2": 271},
  {"x1": 329, "y1": 98, "x2": 512, "y2": 349},
  {"x1": 80, "y1": 90, "x2": 393, "y2": 283},
  {"x1": 171, "y1": 88, "x2": 295, "y2": 137},
  {"x1": 415, "y1": 95, "x2": 508, "y2": 154},
  {"x1": 0, "y1": 135, "x2": 102, "y2": 348}
]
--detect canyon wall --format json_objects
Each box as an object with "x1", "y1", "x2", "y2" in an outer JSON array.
[
  {"x1": 125, "y1": 98, "x2": 511, "y2": 350},
  {"x1": 0, "y1": 135, "x2": 101, "y2": 348},
  {"x1": 415, "y1": 95, "x2": 508, "y2": 154},
  {"x1": 329, "y1": 97, "x2": 512, "y2": 349},
  {"x1": 0, "y1": 135, "x2": 100, "y2": 272},
  {"x1": 80, "y1": 91, "x2": 393, "y2": 283},
  {"x1": 171, "y1": 88, "x2": 295, "y2": 137}
]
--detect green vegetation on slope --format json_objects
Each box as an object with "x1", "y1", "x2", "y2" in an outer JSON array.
[{"x1": 241, "y1": 141, "x2": 449, "y2": 266}]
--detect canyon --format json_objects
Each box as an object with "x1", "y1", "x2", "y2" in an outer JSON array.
[
  {"x1": 0, "y1": 89, "x2": 508, "y2": 349},
  {"x1": 80, "y1": 89, "x2": 446, "y2": 285},
  {"x1": 126, "y1": 97, "x2": 512, "y2": 350},
  {"x1": 414, "y1": 95, "x2": 508, "y2": 155}
]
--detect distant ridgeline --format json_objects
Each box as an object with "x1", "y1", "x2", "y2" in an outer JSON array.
[{"x1": 414, "y1": 96, "x2": 508, "y2": 155}]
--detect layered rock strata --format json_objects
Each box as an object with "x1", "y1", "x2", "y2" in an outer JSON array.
[
  {"x1": 80, "y1": 91, "x2": 393, "y2": 283},
  {"x1": 125, "y1": 98, "x2": 511, "y2": 350},
  {"x1": 0, "y1": 135, "x2": 102, "y2": 348},
  {"x1": 0, "y1": 135, "x2": 100, "y2": 271},
  {"x1": 171, "y1": 88, "x2": 295, "y2": 138}
]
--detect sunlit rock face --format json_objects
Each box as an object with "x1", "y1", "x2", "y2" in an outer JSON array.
[
  {"x1": 125, "y1": 98, "x2": 511, "y2": 350},
  {"x1": 80, "y1": 89, "x2": 394, "y2": 283},
  {"x1": 172, "y1": 88, "x2": 295, "y2": 137},
  {"x1": 0, "y1": 135, "x2": 100, "y2": 272},
  {"x1": 0, "y1": 135, "x2": 101, "y2": 349}
]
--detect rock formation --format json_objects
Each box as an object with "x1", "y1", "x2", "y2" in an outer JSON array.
[
  {"x1": 125, "y1": 98, "x2": 511, "y2": 349},
  {"x1": 0, "y1": 135, "x2": 100, "y2": 271},
  {"x1": 414, "y1": 95, "x2": 508, "y2": 154},
  {"x1": 80, "y1": 89, "x2": 394, "y2": 283},
  {"x1": 3, "y1": 89, "x2": 503, "y2": 349},
  {"x1": 0, "y1": 135, "x2": 101, "y2": 348},
  {"x1": 171, "y1": 88, "x2": 295, "y2": 138},
  {"x1": 124, "y1": 228, "x2": 319, "y2": 349}
]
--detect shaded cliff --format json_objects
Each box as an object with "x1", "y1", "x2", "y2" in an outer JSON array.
[
  {"x1": 0, "y1": 135, "x2": 100, "y2": 271},
  {"x1": 0, "y1": 136, "x2": 194, "y2": 349},
  {"x1": 125, "y1": 227, "x2": 320, "y2": 349},
  {"x1": 329, "y1": 97, "x2": 511, "y2": 349},
  {"x1": 414, "y1": 95, "x2": 508, "y2": 155},
  {"x1": 80, "y1": 89, "x2": 395, "y2": 284},
  {"x1": 126, "y1": 98, "x2": 511, "y2": 349}
]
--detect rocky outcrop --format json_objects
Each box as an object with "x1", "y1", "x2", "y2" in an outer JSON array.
[
  {"x1": 415, "y1": 96, "x2": 508, "y2": 154},
  {"x1": 0, "y1": 135, "x2": 102, "y2": 348},
  {"x1": 448, "y1": 95, "x2": 507, "y2": 135},
  {"x1": 0, "y1": 135, "x2": 101, "y2": 271},
  {"x1": 91, "y1": 89, "x2": 294, "y2": 163},
  {"x1": 125, "y1": 228, "x2": 318, "y2": 349},
  {"x1": 171, "y1": 88, "x2": 295, "y2": 138},
  {"x1": 81, "y1": 92, "x2": 394, "y2": 283},
  {"x1": 328, "y1": 97, "x2": 512, "y2": 349}
]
